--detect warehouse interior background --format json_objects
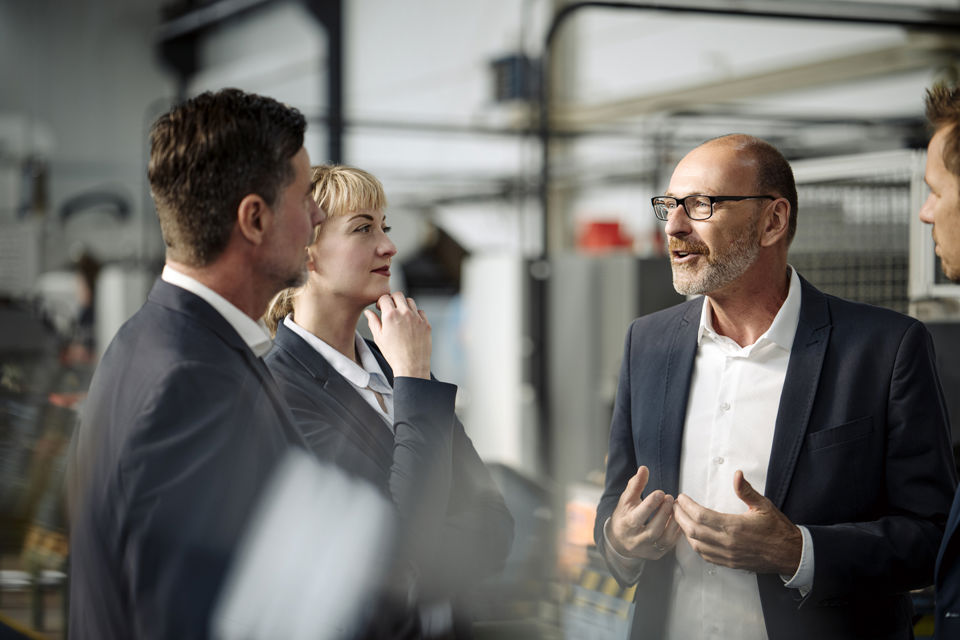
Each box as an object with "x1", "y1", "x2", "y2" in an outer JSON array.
[{"x1": 2, "y1": 0, "x2": 960, "y2": 637}]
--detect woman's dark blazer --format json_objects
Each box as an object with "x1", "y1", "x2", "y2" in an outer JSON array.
[{"x1": 265, "y1": 321, "x2": 514, "y2": 603}]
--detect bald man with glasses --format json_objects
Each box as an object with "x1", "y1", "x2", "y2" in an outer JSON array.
[{"x1": 594, "y1": 134, "x2": 956, "y2": 639}]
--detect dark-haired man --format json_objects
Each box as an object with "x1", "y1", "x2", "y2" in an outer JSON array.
[
  {"x1": 67, "y1": 89, "x2": 323, "y2": 639},
  {"x1": 595, "y1": 134, "x2": 956, "y2": 639},
  {"x1": 918, "y1": 82, "x2": 960, "y2": 639}
]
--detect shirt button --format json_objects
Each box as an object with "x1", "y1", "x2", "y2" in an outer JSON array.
[
  {"x1": 713, "y1": 457, "x2": 724, "y2": 465},
  {"x1": 720, "y1": 401, "x2": 730, "y2": 411},
  {"x1": 707, "y1": 568, "x2": 717, "y2": 576}
]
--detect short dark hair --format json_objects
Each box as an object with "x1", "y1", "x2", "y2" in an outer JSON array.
[
  {"x1": 925, "y1": 83, "x2": 960, "y2": 180},
  {"x1": 148, "y1": 88, "x2": 306, "y2": 266},
  {"x1": 708, "y1": 134, "x2": 799, "y2": 244}
]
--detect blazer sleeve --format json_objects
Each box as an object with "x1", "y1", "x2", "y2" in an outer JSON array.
[
  {"x1": 389, "y1": 377, "x2": 457, "y2": 569},
  {"x1": 594, "y1": 322, "x2": 645, "y2": 586},
  {"x1": 804, "y1": 320, "x2": 957, "y2": 601},
  {"x1": 392, "y1": 377, "x2": 514, "y2": 599}
]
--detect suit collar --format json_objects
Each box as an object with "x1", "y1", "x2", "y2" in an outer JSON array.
[
  {"x1": 160, "y1": 265, "x2": 272, "y2": 356},
  {"x1": 148, "y1": 278, "x2": 307, "y2": 447},
  {"x1": 272, "y1": 322, "x2": 395, "y2": 464},
  {"x1": 281, "y1": 316, "x2": 390, "y2": 391},
  {"x1": 696, "y1": 266, "x2": 801, "y2": 352},
  {"x1": 149, "y1": 279, "x2": 249, "y2": 352}
]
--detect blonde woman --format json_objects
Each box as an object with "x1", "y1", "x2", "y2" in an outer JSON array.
[{"x1": 264, "y1": 165, "x2": 513, "y2": 639}]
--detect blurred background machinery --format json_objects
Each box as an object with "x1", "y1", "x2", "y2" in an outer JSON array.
[{"x1": 3, "y1": 0, "x2": 960, "y2": 637}]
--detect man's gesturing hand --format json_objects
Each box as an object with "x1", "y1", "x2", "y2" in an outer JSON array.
[
  {"x1": 364, "y1": 292, "x2": 431, "y2": 379},
  {"x1": 673, "y1": 470, "x2": 802, "y2": 575},
  {"x1": 608, "y1": 466, "x2": 681, "y2": 561}
]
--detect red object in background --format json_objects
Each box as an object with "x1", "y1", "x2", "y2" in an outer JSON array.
[{"x1": 577, "y1": 220, "x2": 633, "y2": 252}]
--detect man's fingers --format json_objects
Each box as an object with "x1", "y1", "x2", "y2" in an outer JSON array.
[
  {"x1": 672, "y1": 495, "x2": 695, "y2": 537},
  {"x1": 674, "y1": 494, "x2": 723, "y2": 532},
  {"x1": 733, "y1": 470, "x2": 765, "y2": 509},
  {"x1": 674, "y1": 494, "x2": 736, "y2": 548},
  {"x1": 620, "y1": 466, "x2": 650, "y2": 506},
  {"x1": 640, "y1": 494, "x2": 675, "y2": 539},
  {"x1": 662, "y1": 514, "x2": 682, "y2": 546},
  {"x1": 407, "y1": 297, "x2": 418, "y2": 312}
]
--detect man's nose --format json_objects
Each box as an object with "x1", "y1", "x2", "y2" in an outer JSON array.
[
  {"x1": 918, "y1": 194, "x2": 935, "y2": 225},
  {"x1": 664, "y1": 205, "x2": 691, "y2": 237}
]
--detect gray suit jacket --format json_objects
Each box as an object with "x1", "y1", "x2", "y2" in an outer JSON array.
[
  {"x1": 265, "y1": 322, "x2": 514, "y2": 629},
  {"x1": 595, "y1": 276, "x2": 956, "y2": 639},
  {"x1": 67, "y1": 279, "x2": 306, "y2": 640}
]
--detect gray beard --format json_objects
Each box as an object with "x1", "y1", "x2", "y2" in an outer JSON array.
[{"x1": 672, "y1": 231, "x2": 760, "y2": 296}]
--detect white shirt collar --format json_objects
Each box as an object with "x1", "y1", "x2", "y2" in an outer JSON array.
[
  {"x1": 697, "y1": 265, "x2": 802, "y2": 352},
  {"x1": 161, "y1": 265, "x2": 273, "y2": 357},
  {"x1": 282, "y1": 315, "x2": 390, "y2": 393}
]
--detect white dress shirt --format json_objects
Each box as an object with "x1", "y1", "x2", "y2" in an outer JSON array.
[
  {"x1": 161, "y1": 265, "x2": 273, "y2": 357},
  {"x1": 604, "y1": 266, "x2": 814, "y2": 640},
  {"x1": 282, "y1": 315, "x2": 394, "y2": 427}
]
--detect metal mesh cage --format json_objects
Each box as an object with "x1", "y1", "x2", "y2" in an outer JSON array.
[{"x1": 790, "y1": 166, "x2": 913, "y2": 314}]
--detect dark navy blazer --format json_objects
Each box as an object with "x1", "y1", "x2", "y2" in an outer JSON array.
[
  {"x1": 595, "y1": 275, "x2": 956, "y2": 640},
  {"x1": 67, "y1": 279, "x2": 306, "y2": 640},
  {"x1": 936, "y1": 483, "x2": 960, "y2": 637}
]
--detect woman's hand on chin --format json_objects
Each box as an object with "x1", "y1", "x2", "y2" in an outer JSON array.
[{"x1": 364, "y1": 292, "x2": 432, "y2": 379}]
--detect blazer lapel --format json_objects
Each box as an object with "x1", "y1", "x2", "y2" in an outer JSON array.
[
  {"x1": 765, "y1": 277, "x2": 831, "y2": 508},
  {"x1": 273, "y1": 324, "x2": 395, "y2": 466},
  {"x1": 657, "y1": 299, "x2": 702, "y2": 496},
  {"x1": 320, "y1": 371, "x2": 396, "y2": 465}
]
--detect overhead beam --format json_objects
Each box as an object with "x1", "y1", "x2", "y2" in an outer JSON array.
[
  {"x1": 552, "y1": 33, "x2": 960, "y2": 129},
  {"x1": 155, "y1": 0, "x2": 344, "y2": 163}
]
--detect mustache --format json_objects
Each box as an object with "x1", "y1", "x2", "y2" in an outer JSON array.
[{"x1": 669, "y1": 238, "x2": 710, "y2": 256}]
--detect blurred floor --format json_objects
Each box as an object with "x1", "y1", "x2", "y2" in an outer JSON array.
[{"x1": 0, "y1": 556, "x2": 63, "y2": 640}]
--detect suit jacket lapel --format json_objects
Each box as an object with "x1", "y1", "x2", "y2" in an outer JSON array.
[
  {"x1": 657, "y1": 299, "x2": 701, "y2": 496},
  {"x1": 765, "y1": 277, "x2": 831, "y2": 508},
  {"x1": 273, "y1": 324, "x2": 395, "y2": 466}
]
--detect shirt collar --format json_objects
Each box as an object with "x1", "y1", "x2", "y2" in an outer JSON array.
[
  {"x1": 161, "y1": 265, "x2": 273, "y2": 357},
  {"x1": 282, "y1": 315, "x2": 390, "y2": 392},
  {"x1": 697, "y1": 265, "x2": 801, "y2": 352}
]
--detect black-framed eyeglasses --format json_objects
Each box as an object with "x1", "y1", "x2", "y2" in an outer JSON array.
[{"x1": 651, "y1": 194, "x2": 776, "y2": 221}]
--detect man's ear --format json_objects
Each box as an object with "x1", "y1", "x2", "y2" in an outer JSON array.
[
  {"x1": 236, "y1": 194, "x2": 271, "y2": 245},
  {"x1": 760, "y1": 198, "x2": 790, "y2": 248}
]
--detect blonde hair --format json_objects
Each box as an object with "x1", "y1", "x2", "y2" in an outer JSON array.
[
  {"x1": 263, "y1": 164, "x2": 388, "y2": 336},
  {"x1": 311, "y1": 164, "x2": 387, "y2": 219},
  {"x1": 264, "y1": 287, "x2": 298, "y2": 337}
]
